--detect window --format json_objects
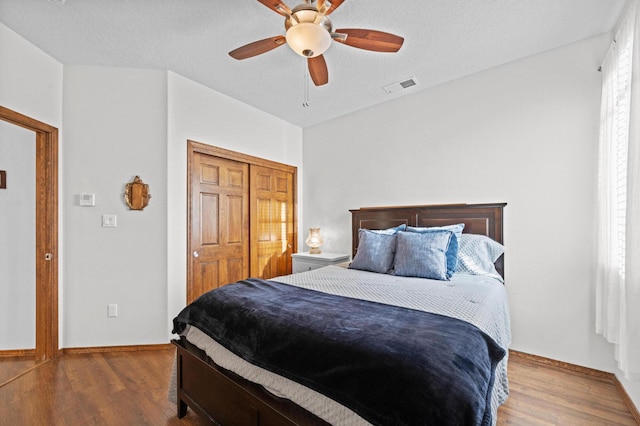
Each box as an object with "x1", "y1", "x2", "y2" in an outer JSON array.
[{"x1": 596, "y1": 0, "x2": 640, "y2": 381}]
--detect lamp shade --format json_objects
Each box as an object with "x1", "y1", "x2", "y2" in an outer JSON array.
[
  {"x1": 286, "y1": 23, "x2": 331, "y2": 58},
  {"x1": 305, "y1": 228, "x2": 324, "y2": 254}
]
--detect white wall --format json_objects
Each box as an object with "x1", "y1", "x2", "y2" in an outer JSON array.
[
  {"x1": 62, "y1": 66, "x2": 168, "y2": 347},
  {"x1": 166, "y1": 72, "x2": 303, "y2": 336},
  {"x1": 0, "y1": 121, "x2": 35, "y2": 349},
  {"x1": 0, "y1": 23, "x2": 63, "y2": 127},
  {"x1": 302, "y1": 33, "x2": 640, "y2": 406}
]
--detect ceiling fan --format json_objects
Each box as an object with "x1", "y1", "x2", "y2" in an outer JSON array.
[{"x1": 228, "y1": 0, "x2": 405, "y2": 86}]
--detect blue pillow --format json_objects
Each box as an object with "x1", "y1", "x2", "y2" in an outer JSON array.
[
  {"x1": 394, "y1": 230, "x2": 452, "y2": 280},
  {"x1": 349, "y1": 229, "x2": 397, "y2": 274},
  {"x1": 369, "y1": 224, "x2": 407, "y2": 235},
  {"x1": 406, "y1": 223, "x2": 464, "y2": 279}
]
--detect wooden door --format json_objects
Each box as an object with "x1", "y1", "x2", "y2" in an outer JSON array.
[
  {"x1": 188, "y1": 153, "x2": 249, "y2": 303},
  {"x1": 250, "y1": 165, "x2": 295, "y2": 279},
  {"x1": 0, "y1": 106, "x2": 58, "y2": 361}
]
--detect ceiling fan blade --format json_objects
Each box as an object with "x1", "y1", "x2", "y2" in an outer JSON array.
[
  {"x1": 229, "y1": 36, "x2": 287, "y2": 60},
  {"x1": 308, "y1": 55, "x2": 328, "y2": 86},
  {"x1": 257, "y1": 0, "x2": 291, "y2": 16},
  {"x1": 334, "y1": 28, "x2": 404, "y2": 52},
  {"x1": 324, "y1": 0, "x2": 345, "y2": 15}
]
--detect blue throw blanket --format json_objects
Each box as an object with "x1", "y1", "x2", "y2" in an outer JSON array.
[{"x1": 173, "y1": 278, "x2": 505, "y2": 426}]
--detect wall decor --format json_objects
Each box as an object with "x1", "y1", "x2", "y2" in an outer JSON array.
[
  {"x1": 124, "y1": 175, "x2": 151, "y2": 210},
  {"x1": 0, "y1": 170, "x2": 6, "y2": 189}
]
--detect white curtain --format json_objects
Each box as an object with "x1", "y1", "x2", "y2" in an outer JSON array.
[{"x1": 596, "y1": 0, "x2": 640, "y2": 381}]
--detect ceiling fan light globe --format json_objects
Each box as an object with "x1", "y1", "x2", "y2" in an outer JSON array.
[{"x1": 285, "y1": 23, "x2": 331, "y2": 58}]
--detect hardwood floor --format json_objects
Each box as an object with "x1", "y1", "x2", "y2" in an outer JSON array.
[
  {"x1": 0, "y1": 348, "x2": 637, "y2": 425},
  {"x1": 0, "y1": 348, "x2": 206, "y2": 426},
  {"x1": 498, "y1": 353, "x2": 638, "y2": 425},
  {"x1": 0, "y1": 356, "x2": 38, "y2": 387}
]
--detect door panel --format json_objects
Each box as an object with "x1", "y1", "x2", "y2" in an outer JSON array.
[
  {"x1": 250, "y1": 165, "x2": 294, "y2": 279},
  {"x1": 200, "y1": 193, "x2": 220, "y2": 244},
  {"x1": 227, "y1": 195, "x2": 244, "y2": 243},
  {"x1": 189, "y1": 153, "x2": 249, "y2": 303}
]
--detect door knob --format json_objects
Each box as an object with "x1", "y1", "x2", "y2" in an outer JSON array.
[{"x1": 193, "y1": 251, "x2": 199, "y2": 258}]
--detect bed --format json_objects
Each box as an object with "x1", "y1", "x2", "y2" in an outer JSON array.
[{"x1": 171, "y1": 202, "x2": 510, "y2": 426}]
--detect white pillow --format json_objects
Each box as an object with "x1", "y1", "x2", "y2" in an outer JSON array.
[{"x1": 454, "y1": 234, "x2": 504, "y2": 282}]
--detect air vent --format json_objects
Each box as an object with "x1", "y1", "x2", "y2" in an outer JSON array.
[{"x1": 383, "y1": 77, "x2": 419, "y2": 94}]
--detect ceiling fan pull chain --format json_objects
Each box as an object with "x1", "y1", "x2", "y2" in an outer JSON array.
[{"x1": 303, "y1": 63, "x2": 310, "y2": 107}]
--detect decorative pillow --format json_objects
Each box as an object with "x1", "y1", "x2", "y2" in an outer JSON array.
[
  {"x1": 370, "y1": 224, "x2": 407, "y2": 235},
  {"x1": 349, "y1": 229, "x2": 397, "y2": 274},
  {"x1": 406, "y1": 223, "x2": 464, "y2": 279},
  {"x1": 455, "y1": 234, "x2": 504, "y2": 282},
  {"x1": 393, "y1": 230, "x2": 452, "y2": 280}
]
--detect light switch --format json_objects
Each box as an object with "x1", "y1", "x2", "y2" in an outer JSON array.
[{"x1": 102, "y1": 214, "x2": 117, "y2": 228}]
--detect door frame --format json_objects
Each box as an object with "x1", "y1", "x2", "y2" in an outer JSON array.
[
  {"x1": 186, "y1": 140, "x2": 298, "y2": 301},
  {"x1": 0, "y1": 106, "x2": 59, "y2": 360}
]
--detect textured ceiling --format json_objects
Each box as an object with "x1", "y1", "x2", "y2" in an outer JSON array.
[{"x1": 0, "y1": 0, "x2": 627, "y2": 128}]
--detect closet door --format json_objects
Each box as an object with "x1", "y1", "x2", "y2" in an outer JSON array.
[
  {"x1": 250, "y1": 165, "x2": 295, "y2": 279},
  {"x1": 188, "y1": 153, "x2": 249, "y2": 303}
]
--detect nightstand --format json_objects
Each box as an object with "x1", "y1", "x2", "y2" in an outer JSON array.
[{"x1": 291, "y1": 252, "x2": 351, "y2": 273}]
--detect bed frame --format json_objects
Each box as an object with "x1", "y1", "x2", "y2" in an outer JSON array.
[{"x1": 172, "y1": 202, "x2": 507, "y2": 425}]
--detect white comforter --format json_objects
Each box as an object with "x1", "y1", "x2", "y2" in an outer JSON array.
[{"x1": 181, "y1": 266, "x2": 512, "y2": 425}]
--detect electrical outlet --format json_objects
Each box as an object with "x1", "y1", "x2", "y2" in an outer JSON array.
[{"x1": 108, "y1": 304, "x2": 118, "y2": 317}]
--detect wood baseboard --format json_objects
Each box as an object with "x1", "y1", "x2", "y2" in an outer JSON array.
[
  {"x1": 509, "y1": 350, "x2": 640, "y2": 422},
  {"x1": 62, "y1": 343, "x2": 173, "y2": 355},
  {"x1": 613, "y1": 375, "x2": 640, "y2": 425},
  {"x1": 0, "y1": 349, "x2": 36, "y2": 358},
  {"x1": 509, "y1": 350, "x2": 612, "y2": 379}
]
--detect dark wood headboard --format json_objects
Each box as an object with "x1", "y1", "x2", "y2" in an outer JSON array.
[{"x1": 350, "y1": 203, "x2": 506, "y2": 278}]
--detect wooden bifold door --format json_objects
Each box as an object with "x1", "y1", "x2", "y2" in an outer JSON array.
[{"x1": 187, "y1": 141, "x2": 296, "y2": 303}]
